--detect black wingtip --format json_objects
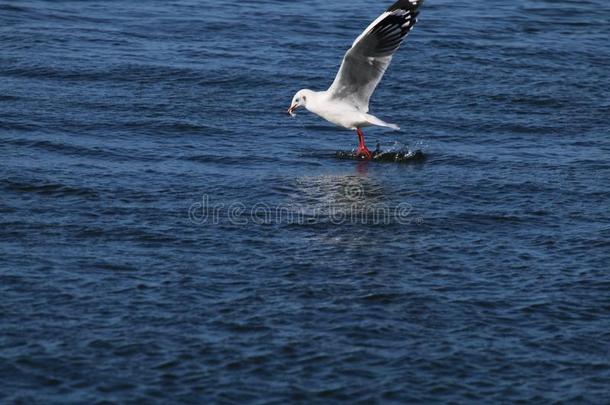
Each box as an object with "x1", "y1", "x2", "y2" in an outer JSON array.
[{"x1": 387, "y1": 0, "x2": 424, "y2": 12}]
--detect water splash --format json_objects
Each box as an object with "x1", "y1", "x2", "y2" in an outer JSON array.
[{"x1": 335, "y1": 141, "x2": 427, "y2": 163}]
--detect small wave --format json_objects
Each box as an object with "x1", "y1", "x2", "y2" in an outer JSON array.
[
  {"x1": 5, "y1": 138, "x2": 162, "y2": 163},
  {"x1": 3, "y1": 179, "x2": 99, "y2": 198},
  {"x1": 183, "y1": 154, "x2": 244, "y2": 165},
  {"x1": 0, "y1": 4, "x2": 30, "y2": 12}
]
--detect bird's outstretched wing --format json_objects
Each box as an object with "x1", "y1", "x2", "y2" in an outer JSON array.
[{"x1": 327, "y1": 0, "x2": 424, "y2": 112}]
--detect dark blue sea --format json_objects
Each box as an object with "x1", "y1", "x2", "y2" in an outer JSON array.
[{"x1": 1, "y1": 0, "x2": 609, "y2": 402}]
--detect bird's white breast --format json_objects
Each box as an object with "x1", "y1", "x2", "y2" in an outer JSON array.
[{"x1": 305, "y1": 92, "x2": 369, "y2": 130}]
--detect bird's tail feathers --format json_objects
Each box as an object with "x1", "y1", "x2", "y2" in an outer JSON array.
[{"x1": 366, "y1": 114, "x2": 400, "y2": 131}]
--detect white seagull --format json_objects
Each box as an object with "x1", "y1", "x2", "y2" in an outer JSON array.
[{"x1": 288, "y1": 0, "x2": 424, "y2": 160}]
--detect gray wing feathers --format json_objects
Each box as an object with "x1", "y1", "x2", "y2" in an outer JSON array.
[
  {"x1": 328, "y1": 54, "x2": 392, "y2": 112},
  {"x1": 327, "y1": 1, "x2": 423, "y2": 112}
]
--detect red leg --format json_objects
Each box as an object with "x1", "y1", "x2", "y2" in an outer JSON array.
[{"x1": 356, "y1": 128, "x2": 372, "y2": 160}]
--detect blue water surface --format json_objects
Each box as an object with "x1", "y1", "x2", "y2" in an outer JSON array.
[{"x1": 1, "y1": 0, "x2": 609, "y2": 402}]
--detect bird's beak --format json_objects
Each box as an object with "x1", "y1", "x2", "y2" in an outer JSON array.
[{"x1": 287, "y1": 104, "x2": 298, "y2": 117}]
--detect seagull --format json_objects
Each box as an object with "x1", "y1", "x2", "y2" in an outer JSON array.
[{"x1": 287, "y1": 0, "x2": 424, "y2": 160}]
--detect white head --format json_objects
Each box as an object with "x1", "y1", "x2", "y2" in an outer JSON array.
[{"x1": 287, "y1": 89, "x2": 313, "y2": 117}]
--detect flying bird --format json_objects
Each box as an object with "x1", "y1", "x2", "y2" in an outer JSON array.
[{"x1": 288, "y1": 0, "x2": 424, "y2": 160}]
